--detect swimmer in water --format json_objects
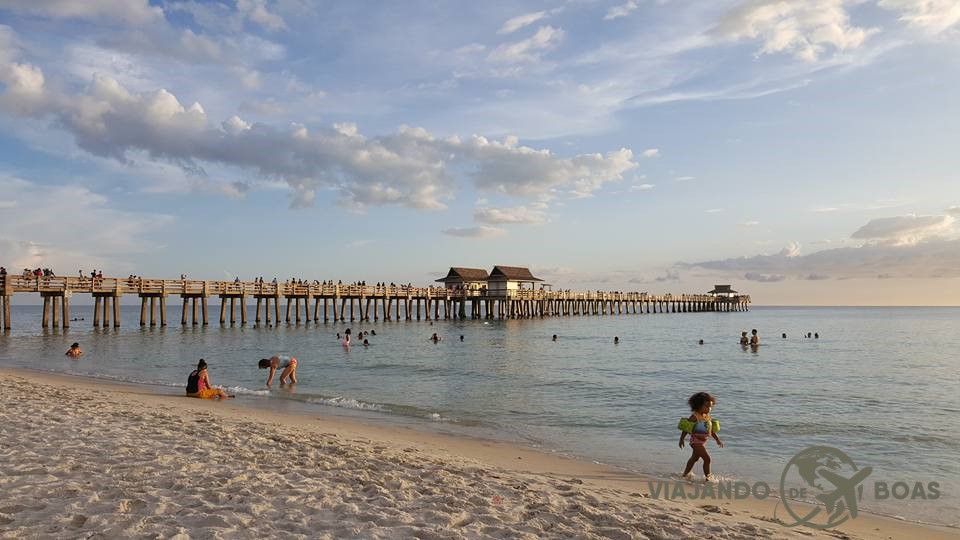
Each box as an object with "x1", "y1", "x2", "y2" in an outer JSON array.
[
  {"x1": 363, "y1": 339, "x2": 369, "y2": 347},
  {"x1": 258, "y1": 355, "x2": 298, "y2": 387},
  {"x1": 739, "y1": 331, "x2": 749, "y2": 346},
  {"x1": 614, "y1": 336, "x2": 619, "y2": 344},
  {"x1": 65, "y1": 342, "x2": 83, "y2": 358},
  {"x1": 552, "y1": 334, "x2": 557, "y2": 341},
  {"x1": 430, "y1": 332, "x2": 441, "y2": 342},
  {"x1": 750, "y1": 329, "x2": 759, "y2": 346}
]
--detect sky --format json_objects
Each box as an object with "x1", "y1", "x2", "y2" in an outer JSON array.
[{"x1": 0, "y1": 0, "x2": 958, "y2": 305}]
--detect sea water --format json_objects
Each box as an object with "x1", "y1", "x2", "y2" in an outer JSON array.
[{"x1": 1, "y1": 305, "x2": 957, "y2": 527}]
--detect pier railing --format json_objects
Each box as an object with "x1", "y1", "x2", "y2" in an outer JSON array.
[{"x1": 0, "y1": 274, "x2": 749, "y2": 330}]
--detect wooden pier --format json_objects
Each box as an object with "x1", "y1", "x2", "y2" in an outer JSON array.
[{"x1": 0, "y1": 275, "x2": 750, "y2": 330}]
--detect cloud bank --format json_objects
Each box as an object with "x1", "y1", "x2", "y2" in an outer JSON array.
[
  {"x1": 682, "y1": 213, "x2": 960, "y2": 280},
  {"x1": 0, "y1": 39, "x2": 637, "y2": 211}
]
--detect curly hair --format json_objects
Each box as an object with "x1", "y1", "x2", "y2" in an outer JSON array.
[{"x1": 688, "y1": 392, "x2": 716, "y2": 411}]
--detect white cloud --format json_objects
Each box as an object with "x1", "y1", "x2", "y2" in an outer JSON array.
[
  {"x1": 879, "y1": 0, "x2": 960, "y2": 35},
  {"x1": 641, "y1": 148, "x2": 659, "y2": 158},
  {"x1": 706, "y1": 208, "x2": 724, "y2": 213},
  {"x1": 442, "y1": 225, "x2": 505, "y2": 238},
  {"x1": 851, "y1": 214, "x2": 955, "y2": 245},
  {"x1": 498, "y1": 11, "x2": 548, "y2": 34},
  {"x1": 713, "y1": 0, "x2": 879, "y2": 62},
  {"x1": 744, "y1": 271, "x2": 786, "y2": 282},
  {"x1": 488, "y1": 26, "x2": 565, "y2": 64},
  {"x1": 739, "y1": 220, "x2": 760, "y2": 226},
  {"x1": 0, "y1": 53, "x2": 638, "y2": 210},
  {"x1": 780, "y1": 241, "x2": 802, "y2": 257},
  {"x1": 630, "y1": 183, "x2": 655, "y2": 191},
  {"x1": 474, "y1": 205, "x2": 547, "y2": 225},
  {"x1": 237, "y1": 0, "x2": 287, "y2": 31},
  {"x1": 604, "y1": 0, "x2": 639, "y2": 21},
  {"x1": 674, "y1": 175, "x2": 694, "y2": 181},
  {"x1": 0, "y1": 174, "x2": 173, "y2": 272},
  {"x1": 0, "y1": 0, "x2": 163, "y2": 25},
  {"x1": 683, "y1": 213, "x2": 960, "y2": 280}
]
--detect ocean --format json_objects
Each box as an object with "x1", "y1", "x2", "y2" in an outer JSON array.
[{"x1": 1, "y1": 305, "x2": 957, "y2": 527}]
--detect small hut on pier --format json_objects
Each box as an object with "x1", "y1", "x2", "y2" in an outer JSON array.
[
  {"x1": 707, "y1": 284, "x2": 738, "y2": 297},
  {"x1": 435, "y1": 267, "x2": 489, "y2": 293},
  {"x1": 486, "y1": 266, "x2": 543, "y2": 296}
]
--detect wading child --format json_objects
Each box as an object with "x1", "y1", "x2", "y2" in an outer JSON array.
[
  {"x1": 679, "y1": 392, "x2": 724, "y2": 481},
  {"x1": 259, "y1": 355, "x2": 298, "y2": 387}
]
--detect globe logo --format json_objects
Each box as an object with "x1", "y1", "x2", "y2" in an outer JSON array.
[{"x1": 779, "y1": 446, "x2": 873, "y2": 529}]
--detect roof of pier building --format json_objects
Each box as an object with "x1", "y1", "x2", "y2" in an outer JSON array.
[
  {"x1": 435, "y1": 267, "x2": 490, "y2": 283},
  {"x1": 707, "y1": 284, "x2": 738, "y2": 295},
  {"x1": 487, "y1": 266, "x2": 543, "y2": 282}
]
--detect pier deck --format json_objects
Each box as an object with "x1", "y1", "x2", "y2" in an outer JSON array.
[{"x1": 0, "y1": 275, "x2": 749, "y2": 329}]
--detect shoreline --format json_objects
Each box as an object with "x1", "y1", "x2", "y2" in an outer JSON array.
[{"x1": 1, "y1": 367, "x2": 955, "y2": 539}]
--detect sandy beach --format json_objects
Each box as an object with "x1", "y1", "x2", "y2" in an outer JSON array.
[{"x1": 0, "y1": 368, "x2": 954, "y2": 539}]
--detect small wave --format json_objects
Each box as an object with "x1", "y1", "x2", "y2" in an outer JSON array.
[
  {"x1": 306, "y1": 396, "x2": 385, "y2": 411},
  {"x1": 224, "y1": 386, "x2": 270, "y2": 396}
]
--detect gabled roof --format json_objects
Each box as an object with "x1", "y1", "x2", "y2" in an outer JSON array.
[
  {"x1": 435, "y1": 267, "x2": 489, "y2": 283},
  {"x1": 488, "y1": 265, "x2": 542, "y2": 282},
  {"x1": 708, "y1": 284, "x2": 737, "y2": 294}
]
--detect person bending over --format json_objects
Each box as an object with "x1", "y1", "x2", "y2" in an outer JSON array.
[{"x1": 259, "y1": 355, "x2": 298, "y2": 387}]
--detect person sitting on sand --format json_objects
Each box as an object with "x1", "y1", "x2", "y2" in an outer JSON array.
[
  {"x1": 679, "y1": 392, "x2": 724, "y2": 481},
  {"x1": 750, "y1": 329, "x2": 760, "y2": 346},
  {"x1": 65, "y1": 342, "x2": 83, "y2": 358},
  {"x1": 186, "y1": 359, "x2": 231, "y2": 399},
  {"x1": 258, "y1": 355, "x2": 298, "y2": 387},
  {"x1": 739, "y1": 331, "x2": 749, "y2": 345}
]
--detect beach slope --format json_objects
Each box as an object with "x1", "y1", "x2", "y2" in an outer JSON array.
[{"x1": 0, "y1": 370, "x2": 952, "y2": 539}]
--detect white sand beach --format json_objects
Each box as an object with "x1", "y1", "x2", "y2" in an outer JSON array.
[{"x1": 0, "y1": 368, "x2": 954, "y2": 539}]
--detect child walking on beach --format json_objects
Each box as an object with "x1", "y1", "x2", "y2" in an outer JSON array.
[{"x1": 679, "y1": 392, "x2": 723, "y2": 481}]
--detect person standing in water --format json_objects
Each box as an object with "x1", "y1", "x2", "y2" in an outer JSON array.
[
  {"x1": 65, "y1": 343, "x2": 83, "y2": 358},
  {"x1": 750, "y1": 329, "x2": 760, "y2": 346},
  {"x1": 258, "y1": 355, "x2": 298, "y2": 387}
]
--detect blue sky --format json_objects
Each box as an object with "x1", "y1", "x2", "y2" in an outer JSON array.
[{"x1": 0, "y1": 0, "x2": 959, "y2": 304}]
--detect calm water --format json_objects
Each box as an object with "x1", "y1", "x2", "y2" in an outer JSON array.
[{"x1": 1, "y1": 305, "x2": 957, "y2": 526}]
